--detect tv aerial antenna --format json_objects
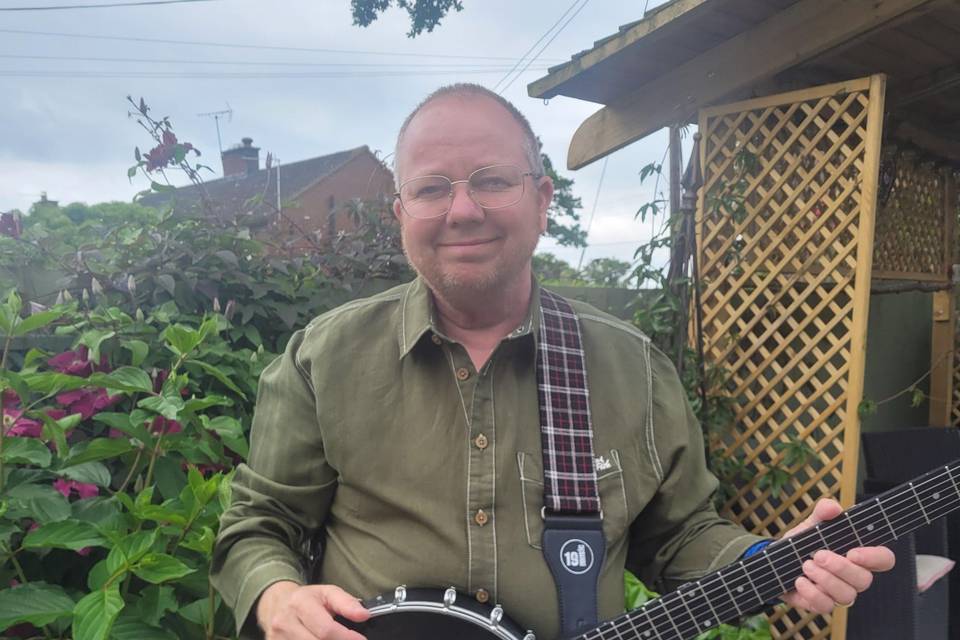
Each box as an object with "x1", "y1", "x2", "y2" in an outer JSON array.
[{"x1": 197, "y1": 103, "x2": 233, "y2": 155}]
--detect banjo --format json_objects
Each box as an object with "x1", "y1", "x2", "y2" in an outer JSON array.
[{"x1": 343, "y1": 459, "x2": 960, "y2": 640}]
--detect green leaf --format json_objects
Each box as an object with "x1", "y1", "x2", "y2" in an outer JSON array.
[
  {"x1": 150, "y1": 181, "x2": 176, "y2": 194},
  {"x1": 2, "y1": 437, "x2": 52, "y2": 467},
  {"x1": 106, "y1": 530, "x2": 157, "y2": 575},
  {"x1": 110, "y1": 617, "x2": 177, "y2": 640},
  {"x1": 0, "y1": 522, "x2": 19, "y2": 547},
  {"x1": 39, "y1": 412, "x2": 73, "y2": 457},
  {"x1": 857, "y1": 398, "x2": 877, "y2": 418},
  {"x1": 60, "y1": 461, "x2": 113, "y2": 488},
  {"x1": 5, "y1": 482, "x2": 71, "y2": 523},
  {"x1": 182, "y1": 394, "x2": 232, "y2": 414},
  {"x1": 185, "y1": 359, "x2": 247, "y2": 399},
  {"x1": 23, "y1": 519, "x2": 109, "y2": 551},
  {"x1": 218, "y1": 468, "x2": 235, "y2": 512},
  {"x1": 154, "y1": 456, "x2": 187, "y2": 501},
  {"x1": 12, "y1": 308, "x2": 64, "y2": 336},
  {"x1": 623, "y1": 570, "x2": 659, "y2": 610},
  {"x1": 0, "y1": 582, "x2": 75, "y2": 628},
  {"x1": 88, "y1": 559, "x2": 110, "y2": 591},
  {"x1": 91, "y1": 367, "x2": 154, "y2": 394},
  {"x1": 130, "y1": 585, "x2": 177, "y2": 627},
  {"x1": 176, "y1": 597, "x2": 212, "y2": 627},
  {"x1": 180, "y1": 525, "x2": 215, "y2": 556},
  {"x1": 202, "y1": 415, "x2": 248, "y2": 457},
  {"x1": 162, "y1": 324, "x2": 200, "y2": 356},
  {"x1": 132, "y1": 553, "x2": 195, "y2": 584},
  {"x1": 137, "y1": 394, "x2": 183, "y2": 421},
  {"x1": 73, "y1": 583, "x2": 124, "y2": 640},
  {"x1": 79, "y1": 329, "x2": 117, "y2": 363},
  {"x1": 122, "y1": 339, "x2": 149, "y2": 367},
  {"x1": 187, "y1": 465, "x2": 218, "y2": 506},
  {"x1": 93, "y1": 412, "x2": 150, "y2": 443},
  {"x1": 0, "y1": 370, "x2": 30, "y2": 405},
  {"x1": 910, "y1": 387, "x2": 926, "y2": 408},
  {"x1": 64, "y1": 438, "x2": 135, "y2": 468},
  {"x1": 22, "y1": 371, "x2": 89, "y2": 395}
]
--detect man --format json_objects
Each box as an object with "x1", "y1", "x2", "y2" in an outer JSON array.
[{"x1": 211, "y1": 84, "x2": 895, "y2": 640}]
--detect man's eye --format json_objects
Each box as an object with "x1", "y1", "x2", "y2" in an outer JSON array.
[
  {"x1": 474, "y1": 178, "x2": 511, "y2": 191},
  {"x1": 414, "y1": 185, "x2": 446, "y2": 199}
]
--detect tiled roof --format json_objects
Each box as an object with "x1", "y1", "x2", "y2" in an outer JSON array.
[{"x1": 141, "y1": 146, "x2": 373, "y2": 218}]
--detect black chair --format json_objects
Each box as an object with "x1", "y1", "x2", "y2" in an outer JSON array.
[{"x1": 851, "y1": 427, "x2": 960, "y2": 640}]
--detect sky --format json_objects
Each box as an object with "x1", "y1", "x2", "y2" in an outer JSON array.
[{"x1": 0, "y1": 0, "x2": 682, "y2": 270}]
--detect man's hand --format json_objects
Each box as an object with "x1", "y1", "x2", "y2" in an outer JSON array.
[
  {"x1": 779, "y1": 499, "x2": 896, "y2": 613},
  {"x1": 257, "y1": 581, "x2": 371, "y2": 639}
]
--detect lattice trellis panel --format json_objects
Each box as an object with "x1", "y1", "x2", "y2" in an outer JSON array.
[
  {"x1": 873, "y1": 150, "x2": 950, "y2": 281},
  {"x1": 696, "y1": 76, "x2": 886, "y2": 640}
]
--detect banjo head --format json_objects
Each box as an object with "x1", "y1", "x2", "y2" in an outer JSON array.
[{"x1": 341, "y1": 587, "x2": 533, "y2": 640}]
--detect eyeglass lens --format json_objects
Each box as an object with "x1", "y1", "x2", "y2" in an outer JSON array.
[{"x1": 399, "y1": 165, "x2": 526, "y2": 218}]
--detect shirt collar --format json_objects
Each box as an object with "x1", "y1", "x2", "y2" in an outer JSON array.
[{"x1": 397, "y1": 276, "x2": 543, "y2": 360}]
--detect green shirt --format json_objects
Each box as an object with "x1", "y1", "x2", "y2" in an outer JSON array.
[{"x1": 211, "y1": 278, "x2": 763, "y2": 639}]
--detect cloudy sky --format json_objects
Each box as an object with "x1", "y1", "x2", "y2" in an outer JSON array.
[{"x1": 0, "y1": 0, "x2": 681, "y2": 268}]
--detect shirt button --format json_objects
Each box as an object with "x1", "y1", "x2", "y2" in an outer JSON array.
[
  {"x1": 474, "y1": 509, "x2": 488, "y2": 526},
  {"x1": 475, "y1": 589, "x2": 490, "y2": 603},
  {"x1": 431, "y1": 334, "x2": 442, "y2": 345},
  {"x1": 456, "y1": 367, "x2": 470, "y2": 381},
  {"x1": 474, "y1": 433, "x2": 488, "y2": 450}
]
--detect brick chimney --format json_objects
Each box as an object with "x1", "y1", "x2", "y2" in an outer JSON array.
[{"x1": 221, "y1": 137, "x2": 260, "y2": 178}]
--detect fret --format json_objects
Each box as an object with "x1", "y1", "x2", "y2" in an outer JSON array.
[
  {"x1": 788, "y1": 537, "x2": 804, "y2": 565},
  {"x1": 763, "y1": 551, "x2": 787, "y2": 594},
  {"x1": 716, "y1": 570, "x2": 743, "y2": 617},
  {"x1": 850, "y1": 503, "x2": 880, "y2": 545},
  {"x1": 675, "y1": 587, "x2": 700, "y2": 636},
  {"x1": 682, "y1": 581, "x2": 720, "y2": 634},
  {"x1": 634, "y1": 606, "x2": 662, "y2": 640},
  {"x1": 815, "y1": 525, "x2": 830, "y2": 551},
  {"x1": 909, "y1": 481, "x2": 931, "y2": 524},
  {"x1": 654, "y1": 596, "x2": 684, "y2": 640},
  {"x1": 946, "y1": 465, "x2": 960, "y2": 500},
  {"x1": 876, "y1": 497, "x2": 897, "y2": 540},
  {"x1": 697, "y1": 577, "x2": 722, "y2": 627},
  {"x1": 740, "y1": 560, "x2": 763, "y2": 604},
  {"x1": 844, "y1": 511, "x2": 863, "y2": 546}
]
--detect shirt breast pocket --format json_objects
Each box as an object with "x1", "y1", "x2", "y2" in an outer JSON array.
[{"x1": 517, "y1": 449, "x2": 629, "y2": 550}]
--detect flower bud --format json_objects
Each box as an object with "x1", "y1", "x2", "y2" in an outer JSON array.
[
  {"x1": 91, "y1": 278, "x2": 103, "y2": 295},
  {"x1": 81, "y1": 288, "x2": 89, "y2": 303},
  {"x1": 62, "y1": 289, "x2": 73, "y2": 302},
  {"x1": 212, "y1": 296, "x2": 221, "y2": 313},
  {"x1": 135, "y1": 307, "x2": 145, "y2": 322},
  {"x1": 224, "y1": 299, "x2": 236, "y2": 322},
  {"x1": 127, "y1": 274, "x2": 137, "y2": 295}
]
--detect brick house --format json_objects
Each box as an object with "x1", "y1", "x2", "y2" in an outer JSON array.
[{"x1": 142, "y1": 138, "x2": 395, "y2": 252}]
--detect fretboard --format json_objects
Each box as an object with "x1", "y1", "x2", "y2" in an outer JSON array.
[{"x1": 576, "y1": 458, "x2": 960, "y2": 640}]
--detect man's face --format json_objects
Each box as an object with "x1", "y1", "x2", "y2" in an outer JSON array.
[{"x1": 393, "y1": 94, "x2": 553, "y2": 299}]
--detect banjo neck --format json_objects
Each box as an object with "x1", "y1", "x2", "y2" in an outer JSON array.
[{"x1": 577, "y1": 459, "x2": 960, "y2": 640}]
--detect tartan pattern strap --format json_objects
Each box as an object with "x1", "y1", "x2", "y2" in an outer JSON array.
[{"x1": 536, "y1": 289, "x2": 600, "y2": 514}]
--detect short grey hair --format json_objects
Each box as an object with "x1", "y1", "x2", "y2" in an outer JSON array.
[{"x1": 393, "y1": 83, "x2": 545, "y2": 190}]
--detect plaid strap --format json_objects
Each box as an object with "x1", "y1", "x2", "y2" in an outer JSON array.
[{"x1": 537, "y1": 289, "x2": 600, "y2": 515}]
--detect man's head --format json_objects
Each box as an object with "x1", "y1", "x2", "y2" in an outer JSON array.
[{"x1": 392, "y1": 84, "x2": 553, "y2": 301}]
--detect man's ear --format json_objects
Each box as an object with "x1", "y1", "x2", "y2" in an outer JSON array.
[
  {"x1": 537, "y1": 175, "x2": 554, "y2": 234},
  {"x1": 392, "y1": 196, "x2": 404, "y2": 224}
]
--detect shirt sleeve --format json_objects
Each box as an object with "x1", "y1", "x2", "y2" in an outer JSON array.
[
  {"x1": 625, "y1": 344, "x2": 766, "y2": 593},
  {"x1": 210, "y1": 328, "x2": 338, "y2": 638}
]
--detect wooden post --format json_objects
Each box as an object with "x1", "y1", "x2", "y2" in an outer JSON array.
[
  {"x1": 667, "y1": 125, "x2": 687, "y2": 372},
  {"x1": 929, "y1": 168, "x2": 956, "y2": 427}
]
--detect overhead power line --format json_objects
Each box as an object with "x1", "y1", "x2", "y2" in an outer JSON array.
[
  {"x1": 493, "y1": 0, "x2": 582, "y2": 94},
  {"x1": 498, "y1": 0, "x2": 591, "y2": 94},
  {"x1": 0, "y1": 28, "x2": 565, "y2": 62},
  {"x1": 0, "y1": 0, "x2": 217, "y2": 10},
  {"x1": 0, "y1": 68, "x2": 551, "y2": 79},
  {"x1": 0, "y1": 52, "x2": 551, "y2": 69}
]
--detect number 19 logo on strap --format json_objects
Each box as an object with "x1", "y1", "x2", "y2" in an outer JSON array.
[{"x1": 559, "y1": 539, "x2": 595, "y2": 575}]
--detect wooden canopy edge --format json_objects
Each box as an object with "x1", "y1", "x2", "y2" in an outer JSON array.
[
  {"x1": 565, "y1": 0, "x2": 937, "y2": 170},
  {"x1": 526, "y1": 0, "x2": 718, "y2": 102}
]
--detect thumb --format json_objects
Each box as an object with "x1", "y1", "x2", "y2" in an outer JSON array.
[
  {"x1": 784, "y1": 498, "x2": 842, "y2": 539},
  {"x1": 317, "y1": 586, "x2": 371, "y2": 623}
]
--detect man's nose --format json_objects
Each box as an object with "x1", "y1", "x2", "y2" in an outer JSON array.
[{"x1": 446, "y1": 180, "x2": 484, "y2": 224}]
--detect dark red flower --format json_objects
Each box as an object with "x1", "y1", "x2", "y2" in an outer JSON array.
[
  {"x1": 3, "y1": 407, "x2": 42, "y2": 438},
  {"x1": 55, "y1": 388, "x2": 121, "y2": 420},
  {"x1": 48, "y1": 346, "x2": 109, "y2": 377},
  {"x1": 149, "y1": 415, "x2": 182, "y2": 435},
  {"x1": 53, "y1": 478, "x2": 99, "y2": 500}
]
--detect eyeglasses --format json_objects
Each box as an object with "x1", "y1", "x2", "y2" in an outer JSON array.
[{"x1": 395, "y1": 164, "x2": 540, "y2": 219}]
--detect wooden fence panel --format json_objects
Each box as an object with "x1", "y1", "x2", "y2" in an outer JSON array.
[{"x1": 695, "y1": 75, "x2": 887, "y2": 640}]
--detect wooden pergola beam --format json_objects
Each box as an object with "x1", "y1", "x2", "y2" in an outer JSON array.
[{"x1": 566, "y1": 0, "x2": 938, "y2": 170}]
